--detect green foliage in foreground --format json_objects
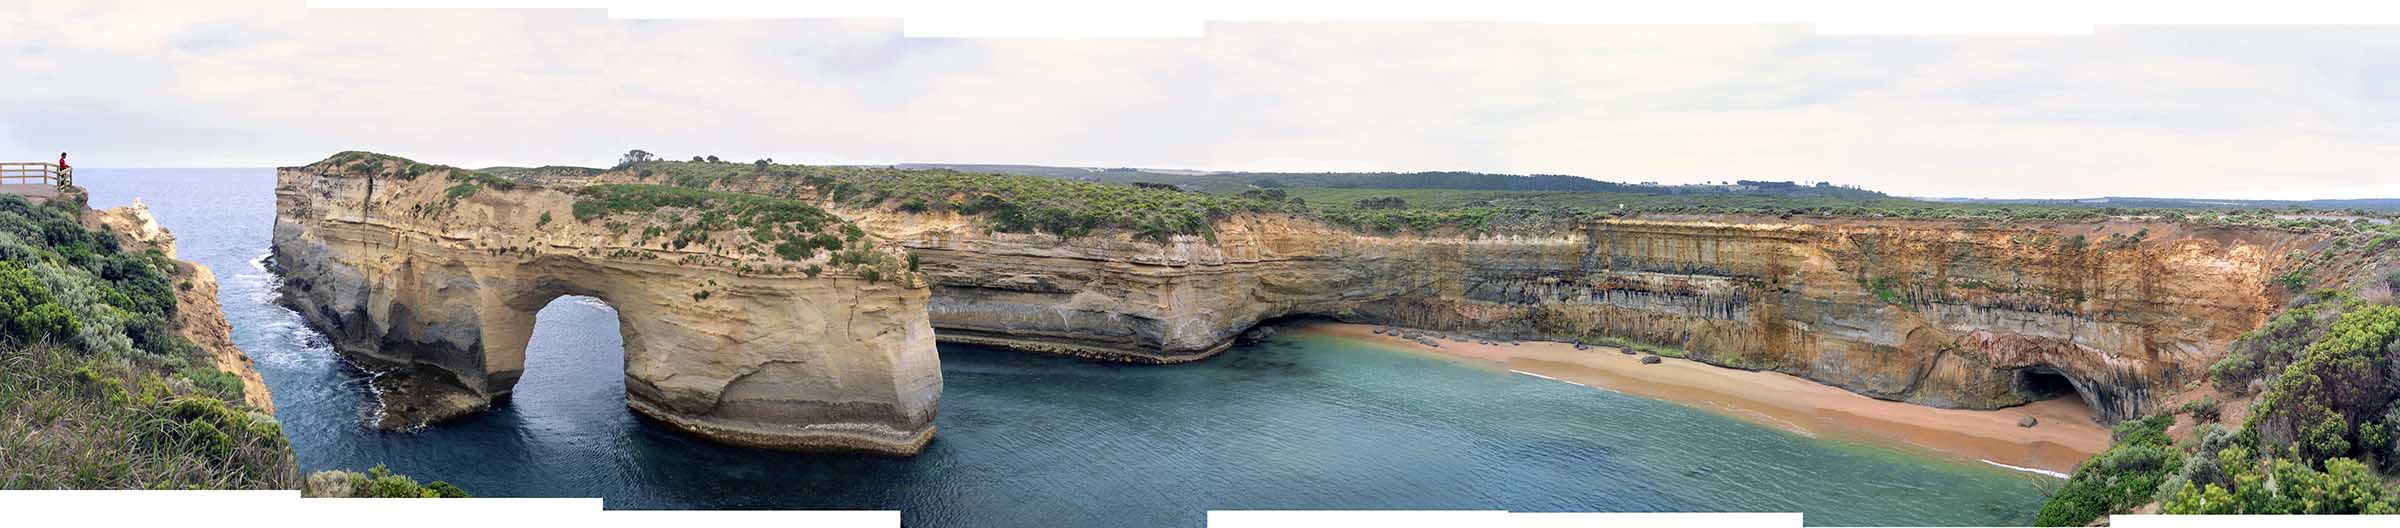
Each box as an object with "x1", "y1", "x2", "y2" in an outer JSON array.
[
  {"x1": 2162, "y1": 452, "x2": 2397, "y2": 514},
  {"x1": 0, "y1": 194, "x2": 298, "y2": 488},
  {"x1": 2036, "y1": 415, "x2": 2184, "y2": 526},
  {"x1": 0, "y1": 342, "x2": 293, "y2": 488},
  {"x1": 302, "y1": 465, "x2": 470, "y2": 498}
]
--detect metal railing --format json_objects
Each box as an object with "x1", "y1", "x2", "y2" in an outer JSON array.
[{"x1": 0, "y1": 163, "x2": 72, "y2": 188}]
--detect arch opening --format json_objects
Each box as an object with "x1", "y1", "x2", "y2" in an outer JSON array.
[{"x1": 505, "y1": 295, "x2": 632, "y2": 421}]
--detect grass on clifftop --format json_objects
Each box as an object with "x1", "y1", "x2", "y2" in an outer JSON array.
[
  {"x1": 324, "y1": 151, "x2": 2400, "y2": 246},
  {"x1": 621, "y1": 156, "x2": 2400, "y2": 242},
  {"x1": 567, "y1": 184, "x2": 907, "y2": 281},
  {"x1": 0, "y1": 194, "x2": 291, "y2": 489},
  {"x1": 632, "y1": 160, "x2": 1295, "y2": 243}
]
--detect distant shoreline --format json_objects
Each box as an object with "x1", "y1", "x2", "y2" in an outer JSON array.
[{"x1": 1293, "y1": 322, "x2": 2107, "y2": 475}]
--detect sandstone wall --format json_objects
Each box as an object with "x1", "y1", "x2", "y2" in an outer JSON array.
[
  {"x1": 272, "y1": 157, "x2": 941, "y2": 454},
  {"x1": 847, "y1": 210, "x2": 2317, "y2": 423}
]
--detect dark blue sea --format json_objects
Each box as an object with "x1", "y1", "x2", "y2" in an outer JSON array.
[{"x1": 79, "y1": 168, "x2": 2050, "y2": 526}]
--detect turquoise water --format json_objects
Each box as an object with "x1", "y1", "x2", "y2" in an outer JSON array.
[{"x1": 81, "y1": 168, "x2": 2049, "y2": 526}]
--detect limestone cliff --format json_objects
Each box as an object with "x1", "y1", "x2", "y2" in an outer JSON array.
[
  {"x1": 271, "y1": 154, "x2": 940, "y2": 455},
  {"x1": 533, "y1": 160, "x2": 2317, "y2": 425},
  {"x1": 843, "y1": 208, "x2": 2318, "y2": 424}
]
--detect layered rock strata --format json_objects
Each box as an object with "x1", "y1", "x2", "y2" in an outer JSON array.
[
  {"x1": 845, "y1": 211, "x2": 2316, "y2": 423},
  {"x1": 582, "y1": 165, "x2": 2312, "y2": 424},
  {"x1": 272, "y1": 156, "x2": 940, "y2": 454}
]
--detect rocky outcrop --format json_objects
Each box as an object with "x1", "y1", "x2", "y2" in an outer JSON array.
[
  {"x1": 842, "y1": 210, "x2": 2315, "y2": 424},
  {"x1": 271, "y1": 154, "x2": 940, "y2": 455},
  {"x1": 89, "y1": 200, "x2": 275, "y2": 413}
]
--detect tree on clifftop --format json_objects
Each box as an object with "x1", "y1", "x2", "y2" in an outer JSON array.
[{"x1": 615, "y1": 149, "x2": 656, "y2": 169}]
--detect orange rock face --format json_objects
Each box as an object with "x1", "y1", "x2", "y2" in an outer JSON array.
[{"x1": 864, "y1": 212, "x2": 2320, "y2": 423}]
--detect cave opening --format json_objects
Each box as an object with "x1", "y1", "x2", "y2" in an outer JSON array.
[
  {"x1": 2012, "y1": 366, "x2": 2082, "y2": 403},
  {"x1": 1236, "y1": 313, "x2": 1343, "y2": 343}
]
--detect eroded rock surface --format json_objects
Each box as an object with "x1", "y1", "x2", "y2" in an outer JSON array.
[
  {"x1": 848, "y1": 211, "x2": 2317, "y2": 423},
  {"x1": 272, "y1": 154, "x2": 939, "y2": 454}
]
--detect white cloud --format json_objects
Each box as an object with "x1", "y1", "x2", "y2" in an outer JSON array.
[{"x1": 1, "y1": 3, "x2": 2394, "y2": 200}]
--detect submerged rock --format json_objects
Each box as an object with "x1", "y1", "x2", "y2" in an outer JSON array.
[
  {"x1": 2018, "y1": 416, "x2": 2039, "y2": 428},
  {"x1": 1240, "y1": 325, "x2": 1280, "y2": 342}
]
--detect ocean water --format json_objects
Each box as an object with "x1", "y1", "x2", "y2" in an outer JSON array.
[{"x1": 80, "y1": 168, "x2": 2051, "y2": 526}]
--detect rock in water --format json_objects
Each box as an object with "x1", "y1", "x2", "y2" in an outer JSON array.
[
  {"x1": 1618, "y1": 348, "x2": 1637, "y2": 355},
  {"x1": 2018, "y1": 415, "x2": 2039, "y2": 428},
  {"x1": 1241, "y1": 325, "x2": 1279, "y2": 342},
  {"x1": 1574, "y1": 343, "x2": 1589, "y2": 350},
  {"x1": 1639, "y1": 355, "x2": 1662, "y2": 365}
]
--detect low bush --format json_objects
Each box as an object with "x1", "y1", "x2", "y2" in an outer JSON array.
[
  {"x1": 302, "y1": 465, "x2": 470, "y2": 498},
  {"x1": 2035, "y1": 415, "x2": 2182, "y2": 526}
]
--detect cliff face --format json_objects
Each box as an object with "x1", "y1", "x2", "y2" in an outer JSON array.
[
  {"x1": 843, "y1": 209, "x2": 2315, "y2": 423},
  {"x1": 271, "y1": 156, "x2": 940, "y2": 454}
]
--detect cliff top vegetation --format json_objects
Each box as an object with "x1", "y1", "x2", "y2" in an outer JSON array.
[
  {"x1": 301, "y1": 153, "x2": 915, "y2": 285},
  {"x1": 311, "y1": 151, "x2": 2400, "y2": 244}
]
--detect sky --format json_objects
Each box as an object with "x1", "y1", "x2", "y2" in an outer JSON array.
[{"x1": 2, "y1": 2, "x2": 2397, "y2": 200}]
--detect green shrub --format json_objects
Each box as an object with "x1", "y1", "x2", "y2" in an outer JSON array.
[
  {"x1": 302, "y1": 465, "x2": 471, "y2": 498},
  {"x1": 2245, "y1": 304, "x2": 2400, "y2": 463},
  {"x1": 2166, "y1": 456, "x2": 2397, "y2": 514},
  {"x1": 2036, "y1": 414, "x2": 2181, "y2": 526},
  {"x1": 2181, "y1": 396, "x2": 2222, "y2": 423}
]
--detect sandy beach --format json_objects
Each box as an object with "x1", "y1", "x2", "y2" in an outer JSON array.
[{"x1": 1297, "y1": 322, "x2": 2108, "y2": 476}]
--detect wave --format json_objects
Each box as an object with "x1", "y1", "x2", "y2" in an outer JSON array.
[
  {"x1": 1981, "y1": 459, "x2": 2070, "y2": 479},
  {"x1": 1512, "y1": 369, "x2": 1599, "y2": 390}
]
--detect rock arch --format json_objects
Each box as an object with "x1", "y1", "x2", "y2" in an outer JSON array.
[{"x1": 272, "y1": 156, "x2": 940, "y2": 455}]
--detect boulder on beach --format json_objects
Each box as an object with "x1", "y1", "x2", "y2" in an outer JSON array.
[
  {"x1": 1639, "y1": 355, "x2": 1662, "y2": 365},
  {"x1": 2018, "y1": 415, "x2": 2038, "y2": 428},
  {"x1": 1618, "y1": 348, "x2": 1637, "y2": 355},
  {"x1": 1573, "y1": 343, "x2": 1589, "y2": 350},
  {"x1": 1412, "y1": 336, "x2": 1442, "y2": 348}
]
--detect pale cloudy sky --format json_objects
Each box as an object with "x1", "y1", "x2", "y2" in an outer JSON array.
[{"x1": 3, "y1": 1, "x2": 2397, "y2": 199}]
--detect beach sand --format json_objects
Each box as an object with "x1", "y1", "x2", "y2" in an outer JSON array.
[{"x1": 1297, "y1": 322, "x2": 2107, "y2": 476}]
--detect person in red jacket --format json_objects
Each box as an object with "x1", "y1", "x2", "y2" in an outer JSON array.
[{"x1": 57, "y1": 152, "x2": 68, "y2": 171}]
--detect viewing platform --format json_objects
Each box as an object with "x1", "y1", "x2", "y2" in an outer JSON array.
[{"x1": 0, "y1": 162, "x2": 74, "y2": 203}]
